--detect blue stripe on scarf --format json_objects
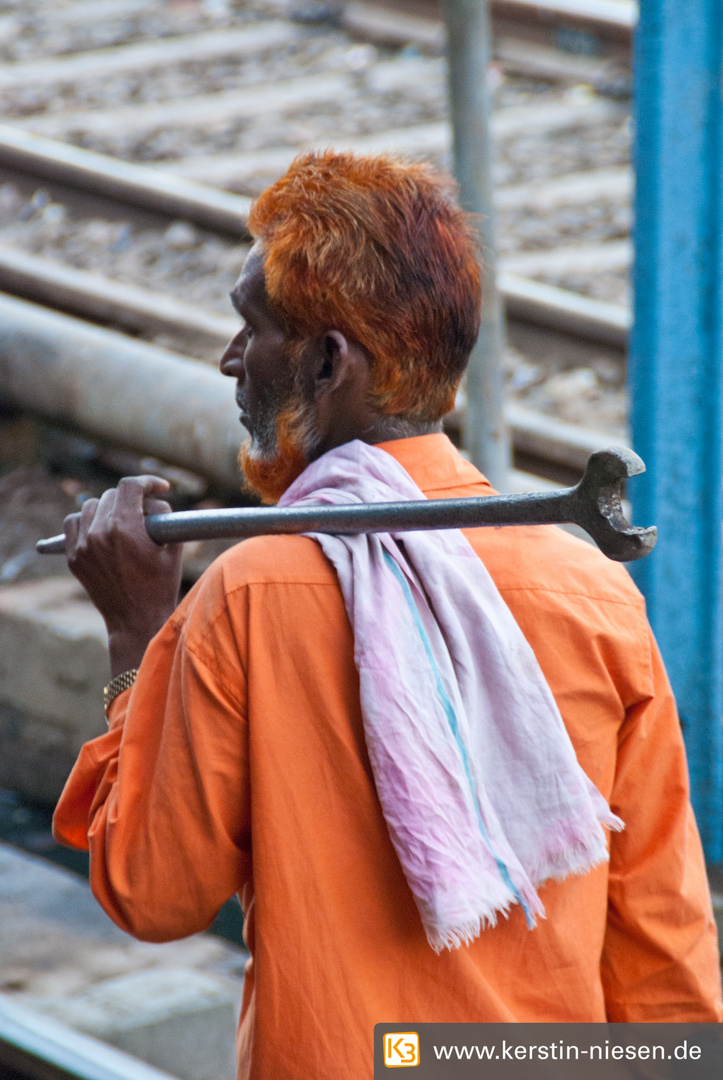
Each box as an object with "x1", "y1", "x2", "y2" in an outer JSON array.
[{"x1": 383, "y1": 550, "x2": 534, "y2": 928}]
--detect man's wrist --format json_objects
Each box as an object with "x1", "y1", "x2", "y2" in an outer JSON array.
[{"x1": 107, "y1": 627, "x2": 160, "y2": 677}]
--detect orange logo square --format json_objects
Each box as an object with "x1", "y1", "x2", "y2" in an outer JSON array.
[{"x1": 384, "y1": 1032, "x2": 420, "y2": 1067}]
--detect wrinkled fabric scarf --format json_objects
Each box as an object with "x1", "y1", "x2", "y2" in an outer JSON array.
[{"x1": 279, "y1": 440, "x2": 623, "y2": 951}]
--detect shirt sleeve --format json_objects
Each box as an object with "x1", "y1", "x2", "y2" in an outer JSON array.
[
  {"x1": 53, "y1": 561, "x2": 252, "y2": 943},
  {"x1": 601, "y1": 626, "x2": 723, "y2": 1021}
]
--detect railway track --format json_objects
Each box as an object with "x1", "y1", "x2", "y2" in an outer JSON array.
[
  {"x1": 0, "y1": 992, "x2": 175, "y2": 1080},
  {"x1": 0, "y1": 0, "x2": 633, "y2": 489}
]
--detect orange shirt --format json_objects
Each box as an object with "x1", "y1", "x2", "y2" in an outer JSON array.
[{"x1": 54, "y1": 434, "x2": 723, "y2": 1078}]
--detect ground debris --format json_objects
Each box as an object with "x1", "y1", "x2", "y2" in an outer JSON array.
[{"x1": 0, "y1": 465, "x2": 77, "y2": 584}]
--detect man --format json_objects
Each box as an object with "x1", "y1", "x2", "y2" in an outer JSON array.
[{"x1": 54, "y1": 151, "x2": 722, "y2": 1078}]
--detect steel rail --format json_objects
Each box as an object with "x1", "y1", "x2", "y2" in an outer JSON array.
[
  {"x1": 343, "y1": 0, "x2": 631, "y2": 44},
  {"x1": 0, "y1": 22, "x2": 296, "y2": 89},
  {"x1": 343, "y1": 1, "x2": 635, "y2": 48},
  {"x1": 341, "y1": 2, "x2": 633, "y2": 92},
  {"x1": 0, "y1": 124, "x2": 251, "y2": 239},
  {"x1": 0, "y1": 246, "x2": 240, "y2": 349},
  {"x1": 491, "y1": 0, "x2": 636, "y2": 38},
  {"x1": 0, "y1": 995, "x2": 174, "y2": 1080}
]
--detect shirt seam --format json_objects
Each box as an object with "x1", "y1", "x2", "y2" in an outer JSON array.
[
  {"x1": 169, "y1": 577, "x2": 340, "y2": 636},
  {"x1": 221, "y1": 576, "x2": 340, "y2": 592},
  {"x1": 498, "y1": 585, "x2": 645, "y2": 608},
  {"x1": 424, "y1": 484, "x2": 492, "y2": 495},
  {"x1": 180, "y1": 629, "x2": 247, "y2": 714},
  {"x1": 175, "y1": 578, "x2": 341, "y2": 706}
]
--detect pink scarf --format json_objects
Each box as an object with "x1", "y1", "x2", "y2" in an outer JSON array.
[{"x1": 279, "y1": 441, "x2": 623, "y2": 951}]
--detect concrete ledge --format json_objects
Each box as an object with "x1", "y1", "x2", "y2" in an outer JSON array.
[
  {"x1": 0, "y1": 844, "x2": 245, "y2": 1080},
  {"x1": 0, "y1": 993, "x2": 177, "y2": 1080},
  {"x1": 36, "y1": 968, "x2": 238, "y2": 1080},
  {"x1": 0, "y1": 577, "x2": 108, "y2": 802}
]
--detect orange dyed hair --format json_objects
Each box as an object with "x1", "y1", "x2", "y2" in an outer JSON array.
[{"x1": 247, "y1": 150, "x2": 482, "y2": 421}]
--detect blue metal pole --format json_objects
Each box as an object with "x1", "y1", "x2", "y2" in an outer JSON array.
[{"x1": 630, "y1": 1, "x2": 723, "y2": 861}]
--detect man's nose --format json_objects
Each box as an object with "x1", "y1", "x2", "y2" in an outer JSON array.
[{"x1": 219, "y1": 331, "x2": 246, "y2": 378}]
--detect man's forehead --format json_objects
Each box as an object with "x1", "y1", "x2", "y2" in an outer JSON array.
[{"x1": 231, "y1": 246, "x2": 267, "y2": 311}]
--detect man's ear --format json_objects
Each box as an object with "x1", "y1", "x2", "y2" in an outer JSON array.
[
  {"x1": 314, "y1": 331, "x2": 351, "y2": 396},
  {"x1": 317, "y1": 332, "x2": 339, "y2": 382}
]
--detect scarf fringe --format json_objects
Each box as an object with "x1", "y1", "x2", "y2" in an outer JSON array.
[
  {"x1": 601, "y1": 810, "x2": 625, "y2": 833},
  {"x1": 527, "y1": 816, "x2": 625, "y2": 892},
  {"x1": 425, "y1": 878, "x2": 548, "y2": 951},
  {"x1": 426, "y1": 816, "x2": 623, "y2": 949},
  {"x1": 426, "y1": 911, "x2": 502, "y2": 953},
  {"x1": 518, "y1": 880, "x2": 547, "y2": 928}
]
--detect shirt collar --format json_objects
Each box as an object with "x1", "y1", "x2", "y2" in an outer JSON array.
[{"x1": 374, "y1": 433, "x2": 494, "y2": 496}]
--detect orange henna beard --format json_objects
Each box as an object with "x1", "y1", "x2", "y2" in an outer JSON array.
[{"x1": 239, "y1": 394, "x2": 318, "y2": 504}]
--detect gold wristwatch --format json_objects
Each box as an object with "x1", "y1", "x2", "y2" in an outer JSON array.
[{"x1": 103, "y1": 669, "x2": 139, "y2": 716}]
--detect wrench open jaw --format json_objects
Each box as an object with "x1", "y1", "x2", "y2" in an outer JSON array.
[
  {"x1": 36, "y1": 447, "x2": 656, "y2": 563},
  {"x1": 570, "y1": 447, "x2": 657, "y2": 562}
]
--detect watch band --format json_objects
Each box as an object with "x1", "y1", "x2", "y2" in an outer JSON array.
[{"x1": 103, "y1": 669, "x2": 139, "y2": 715}]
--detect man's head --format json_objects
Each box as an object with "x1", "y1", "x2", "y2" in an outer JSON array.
[{"x1": 220, "y1": 150, "x2": 482, "y2": 502}]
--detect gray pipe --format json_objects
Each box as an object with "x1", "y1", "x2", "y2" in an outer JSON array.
[
  {"x1": 0, "y1": 293, "x2": 246, "y2": 488},
  {"x1": 440, "y1": 0, "x2": 510, "y2": 491}
]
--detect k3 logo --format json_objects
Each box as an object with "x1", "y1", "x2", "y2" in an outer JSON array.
[{"x1": 384, "y1": 1032, "x2": 420, "y2": 1068}]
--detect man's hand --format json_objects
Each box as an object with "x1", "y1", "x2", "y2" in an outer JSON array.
[{"x1": 64, "y1": 475, "x2": 183, "y2": 676}]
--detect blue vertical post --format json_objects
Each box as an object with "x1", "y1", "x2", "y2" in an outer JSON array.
[{"x1": 630, "y1": 1, "x2": 723, "y2": 862}]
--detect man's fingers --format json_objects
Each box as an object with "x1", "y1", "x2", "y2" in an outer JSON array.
[
  {"x1": 90, "y1": 477, "x2": 173, "y2": 545},
  {"x1": 78, "y1": 496, "x2": 100, "y2": 537},
  {"x1": 142, "y1": 497, "x2": 173, "y2": 516},
  {"x1": 110, "y1": 476, "x2": 172, "y2": 540},
  {"x1": 64, "y1": 481, "x2": 174, "y2": 560},
  {"x1": 63, "y1": 497, "x2": 98, "y2": 565},
  {"x1": 88, "y1": 488, "x2": 118, "y2": 531},
  {"x1": 115, "y1": 475, "x2": 171, "y2": 513},
  {"x1": 63, "y1": 510, "x2": 81, "y2": 557}
]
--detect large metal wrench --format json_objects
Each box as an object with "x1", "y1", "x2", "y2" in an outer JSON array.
[{"x1": 36, "y1": 446, "x2": 656, "y2": 563}]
